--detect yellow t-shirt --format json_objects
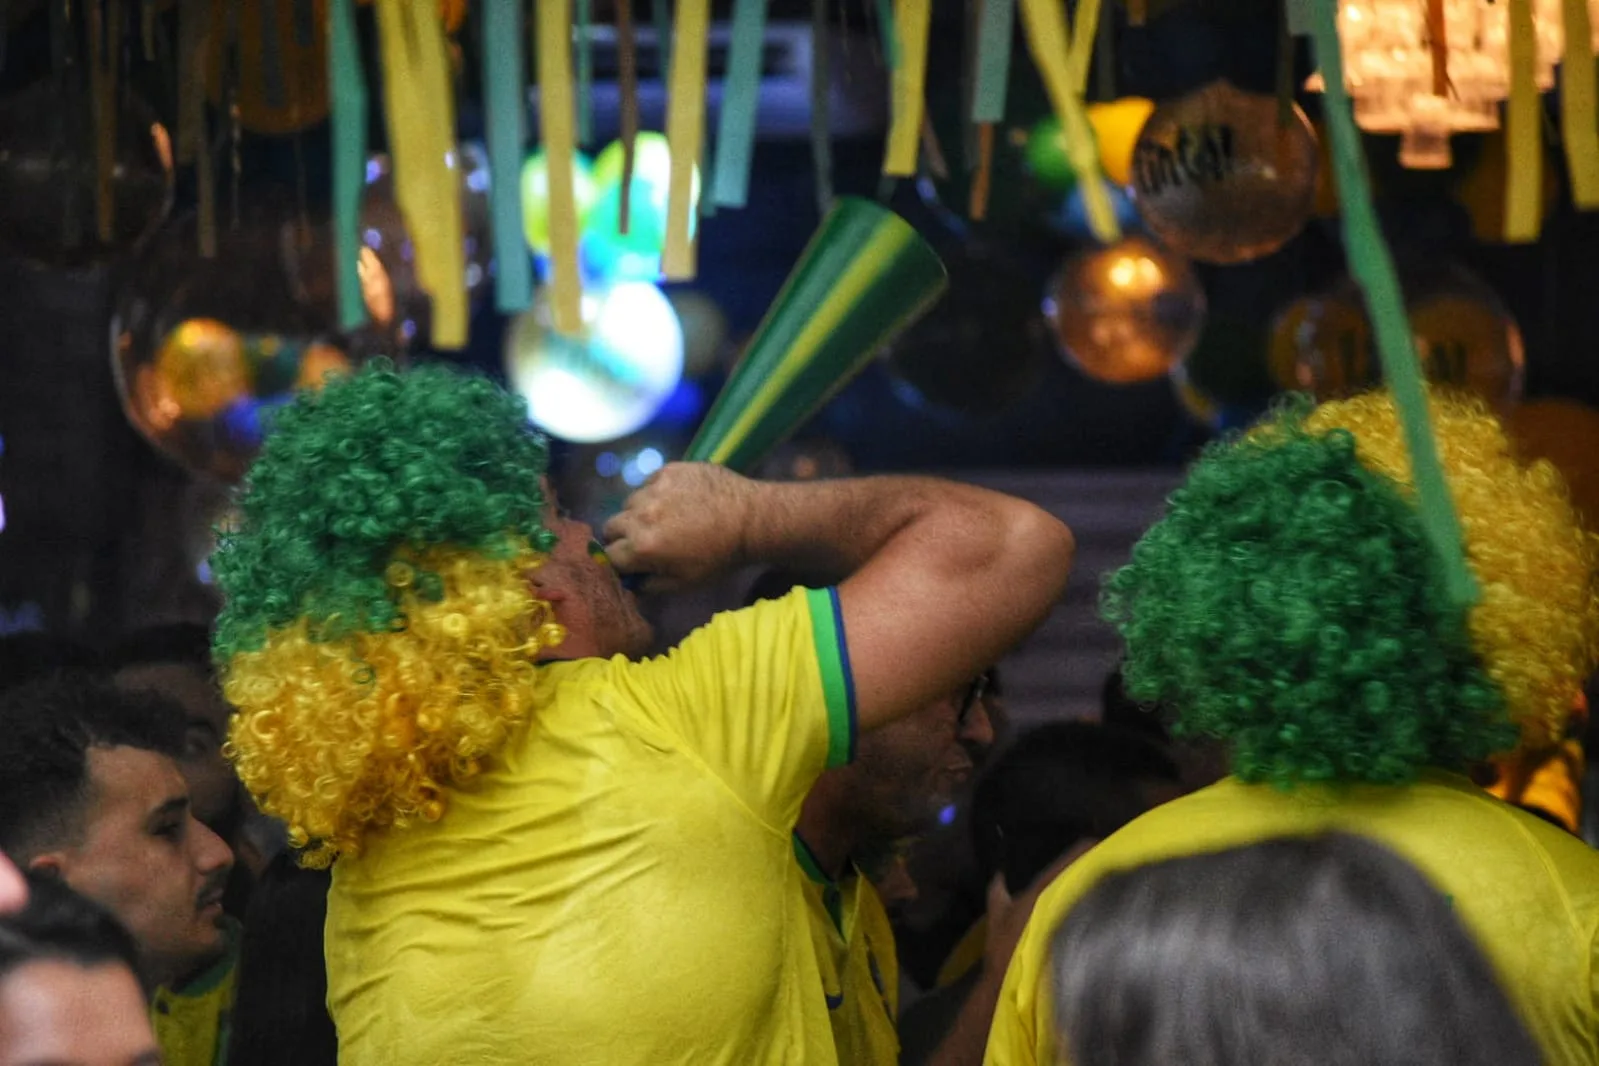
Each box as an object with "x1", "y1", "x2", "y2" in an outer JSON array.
[
  {"x1": 796, "y1": 838, "x2": 901, "y2": 1066},
  {"x1": 326, "y1": 587, "x2": 856, "y2": 1066},
  {"x1": 151, "y1": 923, "x2": 239, "y2": 1066},
  {"x1": 985, "y1": 772, "x2": 1599, "y2": 1066}
]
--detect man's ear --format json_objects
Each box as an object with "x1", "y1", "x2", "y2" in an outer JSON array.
[{"x1": 25, "y1": 852, "x2": 68, "y2": 879}]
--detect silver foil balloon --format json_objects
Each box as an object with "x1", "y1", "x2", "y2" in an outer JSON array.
[
  {"x1": 112, "y1": 212, "x2": 370, "y2": 483},
  {"x1": 1131, "y1": 81, "x2": 1318, "y2": 265},
  {"x1": 284, "y1": 144, "x2": 492, "y2": 350}
]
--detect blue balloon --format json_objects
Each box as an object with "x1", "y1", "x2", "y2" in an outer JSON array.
[{"x1": 1049, "y1": 179, "x2": 1141, "y2": 241}]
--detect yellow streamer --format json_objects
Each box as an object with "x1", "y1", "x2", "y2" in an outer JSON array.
[
  {"x1": 882, "y1": 0, "x2": 930, "y2": 177},
  {"x1": 1561, "y1": 0, "x2": 1599, "y2": 208},
  {"x1": 1504, "y1": 0, "x2": 1541, "y2": 242},
  {"x1": 374, "y1": 0, "x2": 468, "y2": 347},
  {"x1": 1065, "y1": 0, "x2": 1101, "y2": 94},
  {"x1": 663, "y1": 0, "x2": 710, "y2": 279},
  {"x1": 535, "y1": 0, "x2": 583, "y2": 332},
  {"x1": 1018, "y1": 0, "x2": 1118, "y2": 242}
]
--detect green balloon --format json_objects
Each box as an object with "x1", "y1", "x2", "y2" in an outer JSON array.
[
  {"x1": 522, "y1": 151, "x2": 597, "y2": 254},
  {"x1": 1025, "y1": 117, "x2": 1083, "y2": 193}
]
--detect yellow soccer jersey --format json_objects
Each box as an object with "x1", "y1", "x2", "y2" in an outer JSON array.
[
  {"x1": 985, "y1": 772, "x2": 1599, "y2": 1066},
  {"x1": 326, "y1": 587, "x2": 856, "y2": 1066},
  {"x1": 151, "y1": 922, "x2": 239, "y2": 1066},
  {"x1": 796, "y1": 837, "x2": 901, "y2": 1066}
]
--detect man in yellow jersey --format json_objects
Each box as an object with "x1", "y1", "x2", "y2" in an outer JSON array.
[
  {"x1": 210, "y1": 364, "x2": 1074, "y2": 1066},
  {"x1": 984, "y1": 389, "x2": 1599, "y2": 1066},
  {"x1": 0, "y1": 676, "x2": 237, "y2": 1066}
]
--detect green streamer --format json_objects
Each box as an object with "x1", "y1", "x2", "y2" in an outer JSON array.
[
  {"x1": 576, "y1": 0, "x2": 594, "y2": 146},
  {"x1": 484, "y1": 0, "x2": 531, "y2": 313},
  {"x1": 875, "y1": 0, "x2": 897, "y2": 70},
  {"x1": 711, "y1": 0, "x2": 767, "y2": 207},
  {"x1": 292, "y1": 0, "x2": 315, "y2": 47},
  {"x1": 1306, "y1": 1, "x2": 1477, "y2": 609},
  {"x1": 329, "y1": 0, "x2": 369, "y2": 331},
  {"x1": 811, "y1": 0, "x2": 835, "y2": 215},
  {"x1": 652, "y1": 0, "x2": 672, "y2": 86},
  {"x1": 971, "y1": 0, "x2": 1013, "y2": 122}
]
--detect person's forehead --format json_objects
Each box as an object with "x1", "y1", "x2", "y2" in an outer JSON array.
[
  {"x1": 112, "y1": 664, "x2": 227, "y2": 732},
  {"x1": 84, "y1": 746, "x2": 188, "y2": 821},
  {"x1": 0, "y1": 959, "x2": 159, "y2": 1065}
]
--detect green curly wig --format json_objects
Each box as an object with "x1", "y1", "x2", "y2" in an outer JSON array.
[
  {"x1": 1102, "y1": 393, "x2": 1525, "y2": 788},
  {"x1": 211, "y1": 360, "x2": 557, "y2": 660}
]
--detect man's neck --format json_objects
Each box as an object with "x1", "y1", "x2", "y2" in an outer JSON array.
[{"x1": 795, "y1": 784, "x2": 861, "y2": 882}]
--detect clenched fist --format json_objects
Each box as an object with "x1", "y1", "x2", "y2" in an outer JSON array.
[{"x1": 602, "y1": 463, "x2": 760, "y2": 590}]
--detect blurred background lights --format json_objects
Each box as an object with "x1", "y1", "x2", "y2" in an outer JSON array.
[{"x1": 505, "y1": 280, "x2": 685, "y2": 444}]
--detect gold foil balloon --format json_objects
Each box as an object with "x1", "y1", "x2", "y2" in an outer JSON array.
[
  {"x1": 1046, "y1": 236, "x2": 1207, "y2": 384},
  {"x1": 0, "y1": 83, "x2": 174, "y2": 270},
  {"x1": 1130, "y1": 81, "x2": 1318, "y2": 264},
  {"x1": 113, "y1": 213, "x2": 362, "y2": 483},
  {"x1": 1272, "y1": 262, "x2": 1524, "y2": 412}
]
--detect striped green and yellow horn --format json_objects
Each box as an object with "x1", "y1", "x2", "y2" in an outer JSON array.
[{"x1": 684, "y1": 197, "x2": 948, "y2": 472}]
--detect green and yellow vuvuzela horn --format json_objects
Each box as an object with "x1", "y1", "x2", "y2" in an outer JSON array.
[{"x1": 684, "y1": 197, "x2": 948, "y2": 472}]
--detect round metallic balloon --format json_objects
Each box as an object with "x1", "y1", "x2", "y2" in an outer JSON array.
[
  {"x1": 113, "y1": 212, "x2": 365, "y2": 483},
  {"x1": 0, "y1": 83, "x2": 174, "y2": 270},
  {"x1": 283, "y1": 144, "x2": 492, "y2": 349},
  {"x1": 1046, "y1": 236, "x2": 1207, "y2": 384},
  {"x1": 1271, "y1": 261, "x2": 1525, "y2": 412},
  {"x1": 1130, "y1": 81, "x2": 1318, "y2": 265},
  {"x1": 504, "y1": 281, "x2": 685, "y2": 444}
]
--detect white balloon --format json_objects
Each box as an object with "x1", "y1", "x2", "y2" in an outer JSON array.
[{"x1": 505, "y1": 282, "x2": 685, "y2": 444}]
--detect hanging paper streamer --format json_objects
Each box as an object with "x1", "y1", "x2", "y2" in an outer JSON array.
[
  {"x1": 811, "y1": 0, "x2": 835, "y2": 216},
  {"x1": 711, "y1": 0, "x2": 766, "y2": 208},
  {"x1": 662, "y1": 0, "x2": 709, "y2": 278},
  {"x1": 1504, "y1": 0, "x2": 1540, "y2": 242},
  {"x1": 970, "y1": 122, "x2": 994, "y2": 219},
  {"x1": 329, "y1": 0, "x2": 368, "y2": 330},
  {"x1": 616, "y1": 0, "x2": 638, "y2": 232},
  {"x1": 882, "y1": 0, "x2": 929, "y2": 176},
  {"x1": 1561, "y1": 0, "x2": 1599, "y2": 209},
  {"x1": 1018, "y1": 0, "x2": 1117, "y2": 242},
  {"x1": 875, "y1": 0, "x2": 898, "y2": 70},
  {"x1": 1065, "y1": 0, "x2": 1100, "y2": 95},
  {"x1": 89, "y1": 0, "x2": 120, "y2": 243},
  {"x1": 653, "y1": 0, "x2": 674, "y2": 84},
  {"x1": 294, "y1": 0, "x2": 316, "y2": 45},
  {"x1": 536, "y1": 0, "x2": 584, "y2": 333},
  {"x1": 484, "y1": 0, "x2": 530, "y2": 314},
  {"x1": 374, "y1": 0, "x2": 467, "y2": 348},
  {"x1": 1306, "y1": 0, "x2": 1477, "y2": 609},
  {"x1": 971, "y1": 0, "x2": 1013, "y2": 123},
  {"x1": 577, "y1": 0, "x2": 594, "y2": 146}
]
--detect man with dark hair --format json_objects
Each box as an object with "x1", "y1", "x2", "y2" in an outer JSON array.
[
  {"x1": 748, "y1": 568, "x2": 997, "y2": 1065},
  {"x1": 0, "y1": 676, "x2": 235, "y2": 1066},
  {"x1": 0, "y1": 873, "x2": 161, "y2": 1066},
  {"x1": 107, "y1": 624, "x2": 240, "y2": 837},
  {"x1": 899, "y1": 723, "x2": 1180, "y2": 1066}
]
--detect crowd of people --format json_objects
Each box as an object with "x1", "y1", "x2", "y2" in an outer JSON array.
[{"x1": 0, "y1": 362, "x2": 1594, "y2": 1065}]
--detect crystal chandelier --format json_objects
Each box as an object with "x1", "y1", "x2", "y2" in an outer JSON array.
[{"x1": 1305, "y1": 0, "x2": 1590, "y2": 168}]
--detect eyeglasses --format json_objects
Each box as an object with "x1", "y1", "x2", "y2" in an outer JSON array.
[{"x1": 957, "y1": 670, "x2": 993, "y2": 729}]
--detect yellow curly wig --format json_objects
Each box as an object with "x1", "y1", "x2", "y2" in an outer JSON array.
[
  {"x1": 221, "y1": 542, "x2": 566, "y2": 868},
  {"x1": 1305, "y1": 389, "x2": 1599, "y2": 747}
]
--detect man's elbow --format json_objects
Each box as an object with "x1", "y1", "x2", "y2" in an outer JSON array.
[{"x1": 1001, "y1": 503, "x2": 1075, "y2": 597}]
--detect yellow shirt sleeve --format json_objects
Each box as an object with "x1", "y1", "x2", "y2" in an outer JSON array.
[{"x1": 620, "y1": 586, "x2": 856, "y2": 831}]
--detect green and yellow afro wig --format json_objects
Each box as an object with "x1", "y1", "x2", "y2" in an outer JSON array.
[
  {"x1": 212, "y1": 362, "x2": 568, "y2": 866},
  {"x1": 1103, "y1": 388, "x2": 1599, "y2": 788}
]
